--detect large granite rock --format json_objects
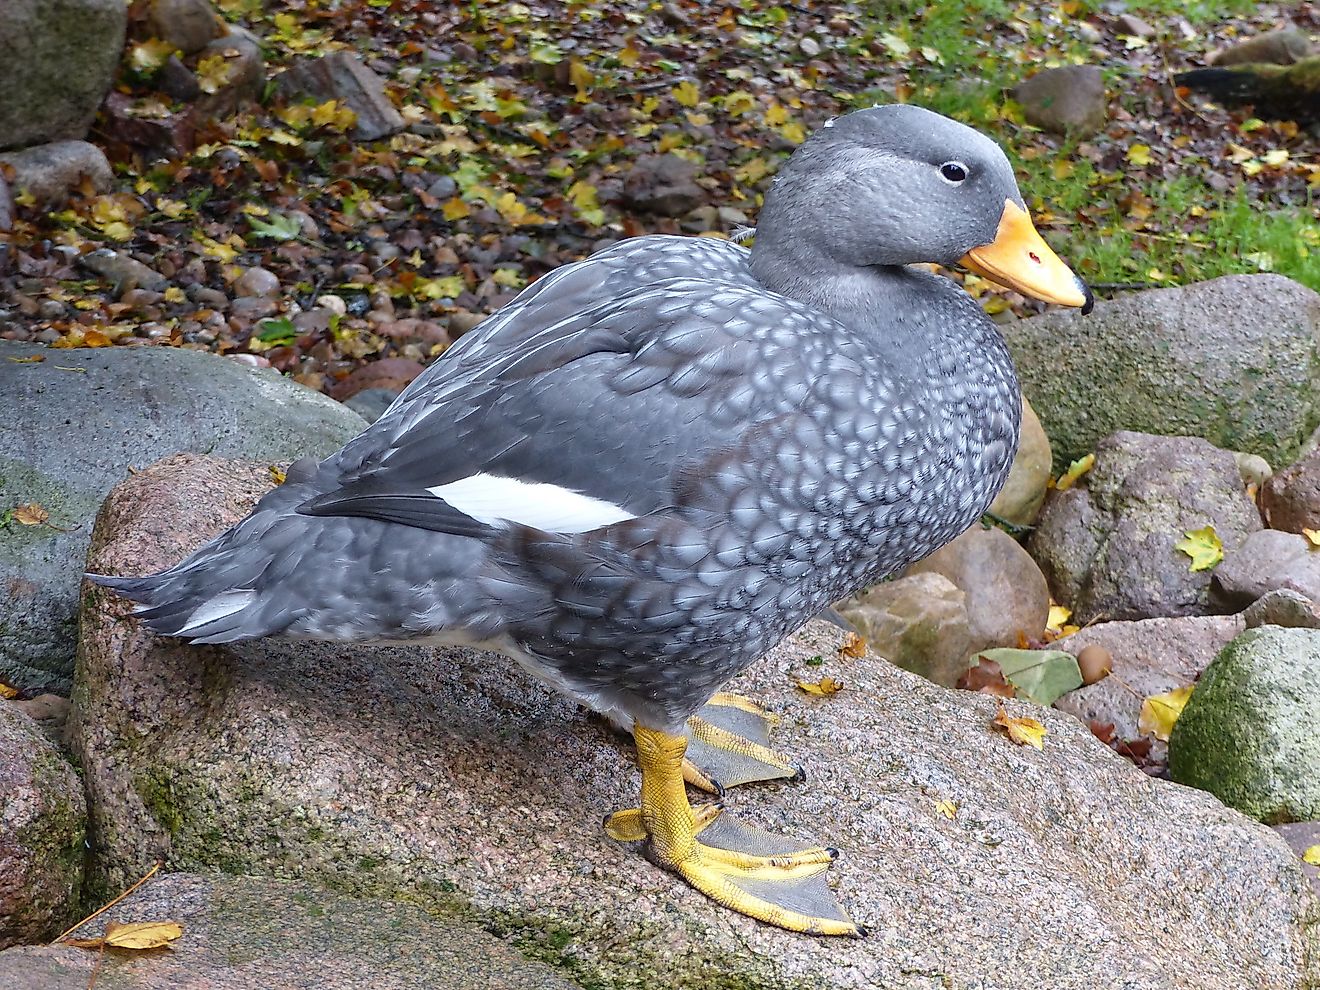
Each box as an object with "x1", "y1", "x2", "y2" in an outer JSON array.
[
  {"x1": 1028, "y1": 432, "x2": 1262, "y2": 624},
  {"x1": 1053, "y1": 614, "x2": 1244, "y2": 766},
  {"x1": 71, "y1": 454, "x2": 1320, "y2": 989},
  {"x1": 0, "y1": 341, "x2": 366, "y2": 694},
  {"x1": 1012, "y1": 64, "x2": 1107, "y2": 136},
  {"x1": 0, "y1": 0, "x2": 127, "y2": 150},
  {"x1": 0, "y1": 872, "x2": 578, "y2": 989},
  {"x1": 0, "y1": 702, "x2": 85, "y2": 949},
  {"x1": 1003, "y1": 275, "x2": 1320, "y2": 472},
  {"x1": 1170, "y1": 626, "x2": 1320, "y2": 824},
  {"x1": 0, "y1": 140, "x2": 113, "y2": 209}
]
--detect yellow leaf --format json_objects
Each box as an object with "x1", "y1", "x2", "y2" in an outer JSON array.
[
  {"x1": 1055, "y1": 453, "x2": 1095, "y2": 491},
  {"x1": 671, "y1": 80, "x2": 700, "y2": 108},
  {"x1": 1046, "y1": 602, "x2": 1072, "y2": 633},
  {"x1": 992, "y1": 707, "x2": 1046, "y2": 749},
  {"x1": 441, "y1": 197, "x2": 471, "y2": 221},
  {"x1": 1303, "y1": 844, "x2": 1320, "y2": 866},
  {"x1": 1175, "y1": 525, "x2": 1223, "y2": 572},
  {"x1": 1126, "y1": 144, "x2": 1153, "y2": 166},
  {"x1": 765, "y1": 103, "x2": 789, "y2": 126},
  {"x1": 0, "y1": 682, "x2": 17, "y2": 700},
  {"x1": 1262, "y1": 149, "x2": 1289, "y2": 167},
  {"x1": 83, "y1": 330, "x2": 112, "y2": 348},
  {"x1": 723, "y1": 90, "x2": 756, "y2": 116},
  {"x1": 1139, "y1": 684, "x2": 1193, "y2": 741},
  {"x1": 1304, "y1": 529, "x2": 1320, "y2": 549},
  {"x1": 103, "y1": 920, "x2": 184, "y2": 950},
  {"x1": 838, "y1": 632, "x2": 867, "y2": 659},
  {"x1": 164, "y1": 286, "x2": 187, "y2": 304},
  {"x1": 795, "y1": 676, "x2": 844, "y2": 696},
  {"x1": 777, "y1": 121, "x2": 807, "y2": 144},
  {"x1": 934, "y1": 798, "x2": 957, "y2": 819},
  {"x1": 11, "y1": 503, "x2": 49, "y2": 526},
  {"x1": 130, "y1": 39, "x2": 178, "y2": 75},
  {"x1": 617, "y1": 43, "x2": 640, "y2": 67},
  {"x1": 195, "y1": 54, "x2": 233, "y2": 95},
  {"x1": 269, "y1": 465, "x2": 287, "y2": 485}
]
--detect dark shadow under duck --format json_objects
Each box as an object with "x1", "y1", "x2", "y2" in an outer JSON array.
[{"x1": 92, "y1": 104, "x2": 1091, "y2": 936}]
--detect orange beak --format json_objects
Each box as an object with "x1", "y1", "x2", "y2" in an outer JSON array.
[{"x1": 960, "y1": 200, "x2": 1093, "y2": 313}]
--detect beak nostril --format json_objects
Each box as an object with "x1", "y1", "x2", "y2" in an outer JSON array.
[{"x1": 1028, "y1": 251, "x2": 1041, "y2": 264}]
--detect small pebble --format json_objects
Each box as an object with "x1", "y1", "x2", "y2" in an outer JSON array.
[
  {"x1": 1077, "y1": 645, "x2": 1113, "y2": 685},
  {"x1": 233, "y1": 266, "x2": 280, "y2": 298}
]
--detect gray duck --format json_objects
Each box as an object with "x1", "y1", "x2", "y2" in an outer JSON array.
[{"x1": 94, "y1": 104, "x2": 1091, "y2": 936}]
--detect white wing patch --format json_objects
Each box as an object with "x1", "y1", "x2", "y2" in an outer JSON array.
[
  {"x1": 175, "y1": 589, "x2": 258, "y2": 634},
  {"x1": 426, "y1": 473, "x2": 635, "y2": 533}
]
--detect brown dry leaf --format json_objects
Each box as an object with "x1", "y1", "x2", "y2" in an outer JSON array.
[
  {"x1": 795, "y1": 676, "x2": 844, "y2": 696},
  {"x1": 66, "y1": 920, "x2": 183, "y2": 951},
  {"x1": 837, "y1": 632, "x2": 867, "y2": 659},
  {"x1": 1138, "y1": 684, "x2": 1194, "y2": 742},
  {"x1": 12, "y1": 503, "x2": 49, "y2": 526},
  {"x1": 7, "y1": 354, "x2": 44, "y2": 363},
  {"x1": 992, "y1": 707, "x2": 1047, "y2": 749}
]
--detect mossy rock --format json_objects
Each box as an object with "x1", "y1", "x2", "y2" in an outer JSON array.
[
  {"x1": 1003, "y1": 274, "x2": 1320, "y2": 474},
  {"x1": 1170, "y1": 625, "x2": 1320, "y2": 823}
]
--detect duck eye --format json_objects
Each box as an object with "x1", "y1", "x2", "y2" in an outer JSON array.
[{"x1": 939, "y1": 161, "x2": 969, "y2": 184}]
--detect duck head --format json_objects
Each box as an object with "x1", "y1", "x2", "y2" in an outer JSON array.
[{"x1": 751, "y1": 104, "x2": 1093, "y2": 313}]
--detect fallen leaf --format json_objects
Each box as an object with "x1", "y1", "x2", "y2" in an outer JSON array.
[
  {"x1": 992, "y1": 707, "x2": 1046, "y2": 749},
  {"x1": 1175, "y1": 526, "x2": 1223, "y2": 572},
  {"x1": 795, "y1": 676, "x2": 844, "y2": 696},
  {"x1": 1303, "y1": 528, "x2": 1320, "y2": 549},
  {"x1": 1138, "y1": 684, "x2": 1194, "y2": 741},
  {"x1": 975, "y1": 648, "x2": 1082, "y2": 706},
  {"x1": 269, "y1": 465, "x2": 287, "y2": 485},
  {"x1": 671, "y1": 80, "x2": 700, "y2": 108},
  {"x1": 1303, "y1": 844, "x2": 1320, "y2": 866},
  {"x1": 957, "y1": 655, "x2": 1015, "y2": 697},
  {"x1": 66, "y1": 920, "x2": 183, "y2": 951},
  {"x1": 11, "y1": 503, "x2": 49, "y2": 526},
  {"x1": 1126, "y1": 144, "x2": 1153, "y2": 166},
  {"x1": 1046, "y1": 602, "x2": 1072, "y2": 633},
  {"x1": 838, "y1": 632, "x2": 867, "y2": 659},
  {"x1": 0, "y1": 682, "x2": 18, "y2": 700},
  {"x1": 1055, "y1": 453, "x2": 1095, "y2": 491},
  {"x1": 934, "y1": 798, "x2": 957, "y2": 819}
]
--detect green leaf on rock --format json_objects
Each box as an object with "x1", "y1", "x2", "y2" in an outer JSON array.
[
  {"x1": 975, "y1": 648, "x2": 1083, "y2": 706},
  {"x1": 1175, "y1": 525, "x2": 1223, "y2": 572}
]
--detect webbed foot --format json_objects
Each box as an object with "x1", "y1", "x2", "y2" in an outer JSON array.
[
  {"x1": 682, "y1": 692, "x2": 802, "y2": 794},
  {"x1": 605, "y1": 725, "x2": 859, "y2": 936}
]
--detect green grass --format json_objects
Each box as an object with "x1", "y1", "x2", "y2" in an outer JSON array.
[{"x1": 849, "y1": 1, "x2": 1319, "y2": 291}]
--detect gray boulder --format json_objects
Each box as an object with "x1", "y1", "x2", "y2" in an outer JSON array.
[
  {"x1": 1003, "y1": 274, "x2": 1320, "y2": 473},
  {"x1": 0, "y1": 872, "x2": 577, "y2": 989},
  {"x1": 1170, "y1": 626, "x2": 1320, "y2": 824},
  {"x1": 0, "y1": 140, "x2": 112, "y2": 209},
  {"x1": 1214, "y1": 529, "x2": 1320, "y2": 608},
  {"x1": 147, "y1": 0, "x2": 226, "y2": 56},
  {"x1": 1013, "y1": 64, "x2": 1107, "y2": 136},
  {"x1": 1211, "y1": 29, "x2": 1314, "y2": 67},
  {"x1": 1028, "y1": 432, "x2": 1262, "y2": 624},
  {"x1": 275, "y1": 52, "x2": 403, "y2": 142},
  {"x1": 0, "y1": 702, "x2": 85, "y2": 949},
  {"x1": 1053, "y1": 614, "x2": 1243, "y2": 765},
  {"x1": 0, "y1": 341, "x2": 366, "y2": 694},
  {"x1": 622, "y1": 154, "x2": 707, "y2": 216},
  {"x1": 906, "y1": 523, "x2": 1051, "y2": 651},
  {"x1": 1244, "y1": 589, "x2": 1320, "y2": 630},
  {"x1": 71, "y1": 454, "x2": 1320, "y2": 989},
  {"x1": 0, "y1": 0, "x2": 127, "y2": 150},
  {"x1": 835, "y1": 572, "x2": 973, "y2": 686}
]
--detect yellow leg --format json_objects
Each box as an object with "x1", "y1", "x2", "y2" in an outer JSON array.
[{"x1": 607, "y1": 725, "x2": 860, "y2": 937}]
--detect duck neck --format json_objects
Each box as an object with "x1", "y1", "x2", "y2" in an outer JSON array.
[{"x1": 749, "y1": 239, "x2": 954, "y2": 349}]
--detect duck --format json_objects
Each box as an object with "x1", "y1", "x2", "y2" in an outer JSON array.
[{"x1": 93, "y1": 104, "x2": 1091, "y2": 937}]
